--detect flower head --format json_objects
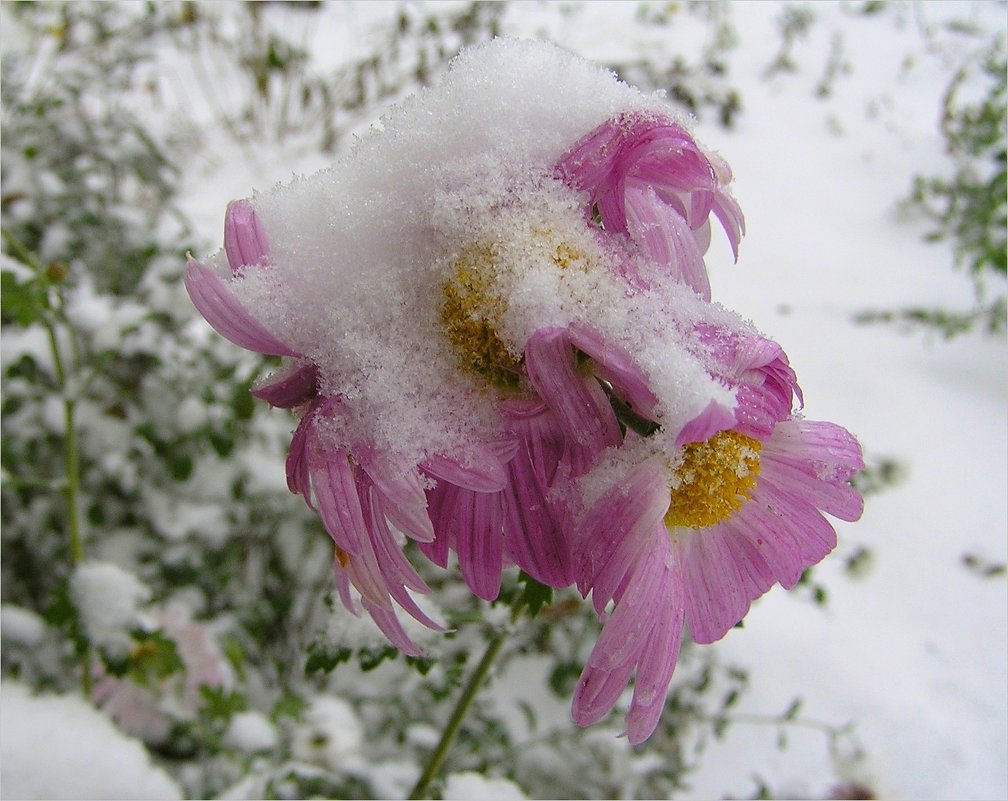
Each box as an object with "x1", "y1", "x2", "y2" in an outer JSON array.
[
  {"x1": 570, "y1": 415, "x2": 863, "y2": 743},
  {"x1": 184, "y1": 38, "x2": 863, "y2": 744}
]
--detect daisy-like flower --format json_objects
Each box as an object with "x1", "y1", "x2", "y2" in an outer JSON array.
[{"x1": 557, "y1": 331, "x2": 864, "y2": 744}]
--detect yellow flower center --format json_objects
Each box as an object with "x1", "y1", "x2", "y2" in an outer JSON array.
[
  {"x1": 440, "y1": 235, "x2": 588, "y2": 389},
  {"x1": 665, "y1": 430, "x2": 762, "y2": 530},
  {"x1": 441, "y1": 243, "x2": 521, "y2": 388}
]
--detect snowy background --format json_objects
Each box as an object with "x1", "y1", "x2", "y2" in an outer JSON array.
[{"x1": 2, "y1": 2, "x2": 1005, "y2": 800}]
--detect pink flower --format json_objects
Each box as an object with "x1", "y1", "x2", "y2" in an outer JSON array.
[
  {"x1": 560, "y1": 336, "x2": 863, "y2": 742},
  {"x1": 556, "y1": 112, "x2": 745, "y2": 300},
  {"x1": 184, "y1": 69, "x2": 862, "y2": 724},
  {"x1": 187, "y1": 202, "x2": 588, "y2": 649},
  {"x1": 511, "y1": 282, "x2": 862, "y2": 743},
  {"x1": 92, "y1": 605, "x2": 233, "y2": 744}
]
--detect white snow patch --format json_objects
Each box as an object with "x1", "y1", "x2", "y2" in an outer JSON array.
[
  {"x1": 225, "y1": 710, "x2": 278, "y2": 753},
  {"x1": 443, "y1": 770, "x2": 528, "y2": 800},
  {"x1": 0, "y1": 682, "x2": 182, "y2": 800},
  {"x1": 70, "y1": 561, "x2": 150, "y2": 658},
  {"x1": 199, "y1": 38, "x2": 743, "y2": 464},
  {"x1": 0, "y1": 604, "x2": 47, "y2": 647},
  {"x1": 289, "y1": 694, "x2": 364, "y2": 772}
]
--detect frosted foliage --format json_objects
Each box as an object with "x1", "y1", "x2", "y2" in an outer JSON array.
[
  {"x1": 290, "y1": 695, "x2": 364, "y2": 772},
  {"x1": 70, "y1": 561, "x2": 150, "y2": 658},
  {"x1": 206, "y1": 39, "x2": 744, "y2": 462}
]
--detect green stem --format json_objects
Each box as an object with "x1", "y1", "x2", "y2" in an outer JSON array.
[
  {"x1": 4, "y1": 228, "x2": 91, "y2": 695},
  {"x1": 408, "y1": 626, "x2": 509, "y2": 800},
  {"x1": 52, "y1": 320, "x2": 90, "y2": 699},
  {"x1": 63, "y1": 396, "x2": 84, "y2": 565},
  {"x1": 1, "y1": 227, "x2": 39, "y2": 269}
]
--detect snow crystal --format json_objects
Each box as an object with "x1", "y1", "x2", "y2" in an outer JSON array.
[
  {"x1": 200, "y1": 38, "x2": 747, "y2": 464},
  {"x1": 0, "y1": 682, "x2": 182, "y2": 800},
  {"x1": 70, "y1": 560, "x2": 150, "y2": 658},
  {"x1": 442, "y1": 770, "x2": 528, "y2": 801}
]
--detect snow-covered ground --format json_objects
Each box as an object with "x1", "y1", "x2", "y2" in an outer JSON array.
[{"x1": 2, "y1": 1, "x2": 1005, "y2": 799}]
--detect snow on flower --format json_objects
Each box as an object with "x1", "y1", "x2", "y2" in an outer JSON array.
[{"x1": 185, "y1": 37, "x2": 863, "y2": 742}]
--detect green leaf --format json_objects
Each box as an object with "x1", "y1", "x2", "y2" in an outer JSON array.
[
  {"x1": 404, "y1": 654, "x2": 436, "y2": 675},
  {"x1": 127, "y1": 628, "x2": 184, "y2": 685},
  {"x1": 358, "y1": 644, "x2": 397, "y2": 672},
  {"x1": 783, "y1": 697, "x2": 803, "y2": 721},
  {"x1": 515, "y1": 571, "x2": 552, "y2": 618},
  {"x1": 547, "y1": 660, "x2": 582, "y2": 697},
  {"x1": 199, "y1": 686, "x2": 247, "y2": 720},
  {"x1": 1, "y1": 270, "x2": 45, "y2": 327},
  {"x1": 304, "y1": 640, "x2": 352, "y2": 676},
  {"x1": 271, "y1": 692, "x2": 309, "y2": 722},
  {"x1": 223, "y1": 636, "x2": 247, "y2": 682}
]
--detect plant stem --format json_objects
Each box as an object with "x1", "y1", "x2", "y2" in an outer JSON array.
[
  {"x1": 63, "y1": 396, "x2": 84, "y2": 565},
  {"x1": 408, "y1": 626, "x2": 509, "y2": 800},
  {"x1": 51, "y1": 319, "x2": 91, "y2": 698},
  {"x1": 4, "y1": 227, "x2": 91, "y2": 695}
]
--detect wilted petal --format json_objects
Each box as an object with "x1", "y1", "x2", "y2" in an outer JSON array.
[
  {"x1": 675, "y1": 399, "x2": 737, "y2": 447},
  {"x1": 576, "y1": 457, "x2": 670, "y2": 608},
  {"x1": 363, "y1": 601, "x2": 424, "y2": 658},
  {"x1": 422, "y1": 444, "x2": 510, "y2": 493},
  {"x1": 360, "y1": 450, "x2": 435, "y2": 543},
  {"x1": 625, "y1": 184, "x2": 710, "y2": 300},
  {"x1": 437, "y1": 487, "x2": 505, "y2": 601}
]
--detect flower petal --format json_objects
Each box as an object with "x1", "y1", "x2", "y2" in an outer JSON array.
[
  {"x1": 576, "y1": 457, "x2": 670, "y2": 610},
  {"x1": 422, "y1": 444, "x2": 510, "y2": 493},
  {"x1": 571, "y1": 657, "x2": 637, "y2": 728},
  {"x1": 362, "y1": 601, "x2": 424, "y2": 658},
  {"x1": 224, "y1": 199, "x2": 270, "y2": 273},
  {"x1": 524, "y1": 327, "x2": 621, "y2": 475},
  {"x1": 625, "y1": 183, "x2": 711, "y2": 300},
  {"x1": 443, "y1": 488, "x2": 505, "y2": 601},
  {"x1": 679, "y1": 527, "x2": 755, "y2": 644},
  {"x1": 184, "y1": 257, "x2": 298, "y2": 357},
  {"x1": 568, "y1": 325, "x2": 661, "y2": 421},
  {"x1": 675, "y1": 398, "x2": 737, "y2": 447},
  {"x1": 360, "y1": 451, "x2": 435, "y2": 543},
  {"x1": 251, "y1": 361, "x2": 319, "y2": 408},
  {"x1": 502, "y1": 445, "x2": 573, "y2": 588}
]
